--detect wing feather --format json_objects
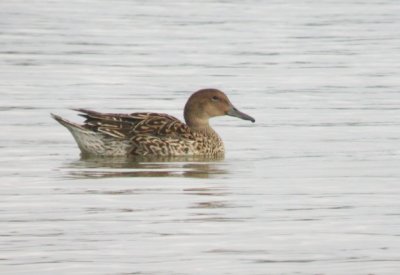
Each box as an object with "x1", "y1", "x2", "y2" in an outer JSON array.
[{"x1": 74, "y1": 109, "x2": 193, "y2": 140}]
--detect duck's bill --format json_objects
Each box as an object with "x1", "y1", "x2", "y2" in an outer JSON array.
[{"x1": 227, "y1": 106, "x2": 255, "y2": 123}]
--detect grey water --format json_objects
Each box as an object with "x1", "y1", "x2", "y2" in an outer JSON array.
[{"x1": 1, "y1": 0, "x2": 400, "y2": 274}]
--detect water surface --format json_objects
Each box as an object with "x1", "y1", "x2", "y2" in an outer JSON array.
[{"x1": 1, "y1": 0, "x2": 400, "y2": 274}]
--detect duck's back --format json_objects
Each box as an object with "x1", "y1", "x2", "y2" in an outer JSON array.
[{"x1": 69, "y1": 109, "x2": 201, "y2": 156}]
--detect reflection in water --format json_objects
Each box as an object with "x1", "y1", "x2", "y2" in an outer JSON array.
[{"x1": 61, "y1": 155, "x2": 228, "y2": 179}]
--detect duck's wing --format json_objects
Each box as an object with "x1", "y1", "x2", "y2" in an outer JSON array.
[{"x1": 73, "y1": 108, "x2": 194, "y2": 139}]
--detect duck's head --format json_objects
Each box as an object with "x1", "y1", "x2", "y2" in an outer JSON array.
[{"x1": 184, "y1": 88, "x2": 255, "y2": 129}]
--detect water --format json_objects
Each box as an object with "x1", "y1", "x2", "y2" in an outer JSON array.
[{"x1": 1, "y1": 0, "x2": 400, "y2": 274}]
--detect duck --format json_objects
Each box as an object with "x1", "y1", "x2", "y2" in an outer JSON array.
[{"x1": 51, "y1": 88, "x2": 255, "y2": 158}]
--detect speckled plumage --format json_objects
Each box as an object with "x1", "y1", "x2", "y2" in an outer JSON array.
[{"x1": 52, "y1": 89, "x2": 255, "y2": 158}]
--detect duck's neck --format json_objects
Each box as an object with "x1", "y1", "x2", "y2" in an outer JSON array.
[
  {"x1": 186, "y1": 119, "x2": 209, "y2": 131},
  {"x1": 184, "y1": 114, "x2": 215, "y2": 134},
  {"x1": 184, "y1": 108, "x2": 208, "y2": 129}
]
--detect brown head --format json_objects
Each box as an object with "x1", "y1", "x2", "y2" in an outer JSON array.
[{"x1": 183, "y1": 88, "x2": 255, "y2": 129}]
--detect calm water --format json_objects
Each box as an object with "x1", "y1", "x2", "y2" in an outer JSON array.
[{"x1": 1, "y1": 0, "x2": 400, "y2": 274}]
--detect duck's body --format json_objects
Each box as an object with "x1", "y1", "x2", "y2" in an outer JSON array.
[
  {"x1": 52, "y1": 89, "x2": 254, "y2": 158},
  {"x1": 52, "y1": 110, "x2": 225, "y2": 157}
]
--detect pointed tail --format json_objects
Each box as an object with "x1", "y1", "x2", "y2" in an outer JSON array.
[{"x1": 51, "y1": 113, "x2": 86, "y2": 131}]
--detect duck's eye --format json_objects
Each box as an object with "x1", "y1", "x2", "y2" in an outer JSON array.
[{"x1": 211, "y1": 96, "x2": 219, "y2": 101}]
